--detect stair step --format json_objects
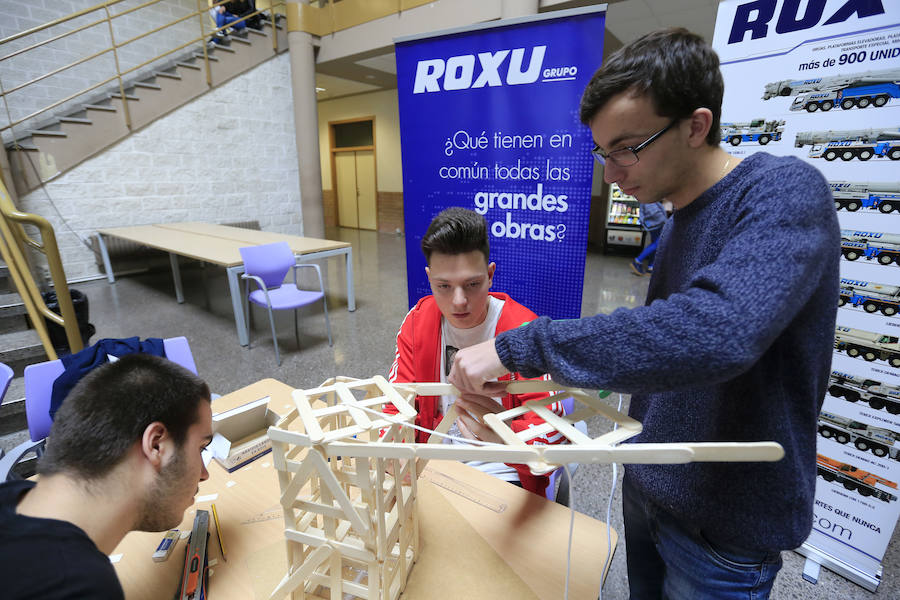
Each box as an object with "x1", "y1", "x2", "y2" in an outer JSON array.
[
  {"x1": 232, "y1": 36, "x2": 252, "y2": 46},
  {"x1": 3, "y1": 377, "x2": 24, "y2": 403},
  {"x1": 193, "y1": 53, "x2": 219, "y2": 62},
  {"x1": 175, "y1": 61, "x2": 201, "y2": 70},
  {"x1": 110, "y1": 92, "x2": 139, "y2": 101},
  {"x1": 0, "y1": 428, "x2": 31, "y2": 456},
  {"x1": 58, "y1": 116, "x2": 92, "y2": 125},
  {"x1": 63, "y1": 108, "x2": 89, "y2": 120},
  {"x1": 5, "y1": 141, "x2": 38, "y2": 151},
  {"x1": 133, "y1": 81, "x2": 162, "y2": 90},
  {"x1": 0, "y1": 292, "x2": 25, "y2": 317},
  {"x1": 154, "y1": 70, "x2": 182, "y2": 80},
  {"x1": 83, "y1": 103, "x2": 117, "y2": 112},
  {"x1": 0, "y1": 314, "x2": 27, "y2": 335},
  {"x1": 28, "y1": 129, "x2": 67, "y2": 138},
  {"x1": 248, "y1": 28, "x2": 268, "y2": 37},
  {"x1": 214, "y1": 44, "x2": 236, "y2": 53},
  {"x1": 0, "y1": 329, "x2": 44, "y2": 366}
]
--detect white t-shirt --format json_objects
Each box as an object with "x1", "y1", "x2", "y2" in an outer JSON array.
[{"x1": 437, "y1": 296, "x2": 518, "y2": 483}]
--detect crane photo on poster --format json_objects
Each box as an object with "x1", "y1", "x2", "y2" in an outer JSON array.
[
  {"x1": 720, "y1": 118, "x2": 786, "y2": 145},
  {"x1": 795, "y1": 126, "x2": 900, "y2": 161},
  {"x1": 834, "y1": 325, "x2": 900, "y2": 369},
  {"x1": 816, "y1": 454, "x2": 898, "y2": 503},
  {"x1": 762, "y1": 67, "x2": 900, "y2": 112},
  {"x1": 831, "y1": 181, "x2": 900, "y2": 214},
  {"x1": 713, "y1": 0, "x2": 900, "y2": 591},
  {"x1": 829, "y1": 371, "x2": 900, "y2": 415},
  {"x1": 841, "y1": 229, "x2": 900, "y2": 267},
  {"x1": 818, "y1": 410, "x2": 900, "y2": 461},
  {"x1": 840, "y1": 276, "x2": 900, "y2": 318}
]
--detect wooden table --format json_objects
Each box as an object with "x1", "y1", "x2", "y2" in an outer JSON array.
[
  {"x1": 95, "y1": 223, "x2": 354, "y2": 346},
  {"x1": 112, "y1": 379, "x2": 617, "y2": 600}
]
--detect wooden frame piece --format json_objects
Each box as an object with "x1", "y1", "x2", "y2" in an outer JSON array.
[{"x1": 266, "y1": 377, "x2": 785, "y2": 600}]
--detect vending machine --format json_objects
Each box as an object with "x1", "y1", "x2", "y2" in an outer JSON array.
[{"x1": 605, "y1": 183, "x2": 643, "y2": 252}]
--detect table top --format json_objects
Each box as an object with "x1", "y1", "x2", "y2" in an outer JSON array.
[
  {"x1": 98, "y1": 223, "x2": 350, "y2": 267},
  {"x1": 111, "y1": 379, "x2": 616, "y2": 600}
]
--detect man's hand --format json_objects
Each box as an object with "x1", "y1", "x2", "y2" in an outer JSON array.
[
  {"x1": 448, "y1": 338, "x2": 509, "y2": 395},
  {"x1": 454, "y1": 393, "x2": 505, "y2": 445}
]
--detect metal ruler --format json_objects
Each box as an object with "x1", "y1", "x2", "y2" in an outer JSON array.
[
  {"x1": 242, "y1": 505, "x2": 283, "y2": 524},
  {"x1": 178, "y1": 510, "x2": 209, "y2": 600},
  {"x1": 421, "y1": 467, "x2": 507, "y2": 513}
]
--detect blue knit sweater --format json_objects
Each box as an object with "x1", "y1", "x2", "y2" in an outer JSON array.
[{"x1": 497, "y1": 152, "x2": 839, "y2": 551}]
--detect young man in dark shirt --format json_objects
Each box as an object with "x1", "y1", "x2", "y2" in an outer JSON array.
[
  {"x1": 449, "y1": 28, "x2": 839, "y2": 599},
  {"x1": 0, "y1": 354, "x2": 213, "y2": 599}
]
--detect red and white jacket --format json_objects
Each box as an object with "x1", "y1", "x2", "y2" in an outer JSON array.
[{"x1": 387, "y1": 292, "x2": 564, "y2": 496}]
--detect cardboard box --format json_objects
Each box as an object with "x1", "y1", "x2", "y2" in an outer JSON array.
[{"x1": 210, "y1": 397, "x2": 280, "y2": 472}]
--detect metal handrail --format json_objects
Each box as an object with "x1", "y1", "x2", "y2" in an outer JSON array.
[
  {"x1": 0, "y1": 179, "x2": 82, "y2": 359},
  {"x1": 3, "y1": 47, "x2": 116, "y2": 98},
  {"x1": 0, "y1": 0, "x2": 129, "y2": 47},
  {"x1": 0, "y1": 16, "x2": 108, "y2": 64}
]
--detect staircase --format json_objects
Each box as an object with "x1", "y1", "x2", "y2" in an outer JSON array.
[
  {"x1": 0, "y1": 258, "x2": 40, "y2": 462},
  {"x1": 0, "y1": 12, "x2": 288, "y2": 468},
  {"x1": 5, "y1": 18, "x2": 287, "y2": 197}
]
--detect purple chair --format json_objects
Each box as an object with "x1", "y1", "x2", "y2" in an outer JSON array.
[
  {"x1": 0, "y1": 362, "x2": 12, "y2": 407},
  {"x1": 0, "y1": 337, "x2": 198, "y2": 481},
  {"x1": 239, "y1": 242, "x2": 332, "y2": 366},
  {"x1": 0, "y1": 362, "x2": 13, "y2": 459}
]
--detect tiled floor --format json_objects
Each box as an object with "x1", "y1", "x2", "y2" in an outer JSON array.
[{"x1": 23, "y1": 226, "x2": 900, "y2": 598}]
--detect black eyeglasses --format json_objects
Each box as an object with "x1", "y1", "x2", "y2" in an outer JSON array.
[{"x1": 592, "y1": 120, "x2": 679, "y2": 167}]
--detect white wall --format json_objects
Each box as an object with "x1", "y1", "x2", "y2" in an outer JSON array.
[
  {"x1": 18, "y1": 53, "x2": 301, "y2": 281},
  {"x1": 316, "y1": 88, "x2": 402, "y2": 192}
]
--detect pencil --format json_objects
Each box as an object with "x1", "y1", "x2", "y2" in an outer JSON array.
[{"x1": 211, "y1": 503, "x2": 227, "y2": 562}]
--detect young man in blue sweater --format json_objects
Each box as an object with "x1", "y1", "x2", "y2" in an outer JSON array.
[{"x1": 449, "y1": 28, "x2": 839, "y2": 599}]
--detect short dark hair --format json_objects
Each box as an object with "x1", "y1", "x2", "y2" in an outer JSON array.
[
  {"x1": 421, "y1": 207, "x2": 489, "y2": 265},
  {"x1": 39, "y1": 354, "x2": 210, "y2": 480},
  {"x1": 580, "y1": 28, "x2": 724, "y2": 146}
]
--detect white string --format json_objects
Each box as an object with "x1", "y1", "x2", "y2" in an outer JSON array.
[
  {"x1": 347, "y1": 397, "x2": 616, "y2": 600},
  {"x1": 352, "y1": 402, "x2": 504, "y2": 447},
  {"x1": 563, "y1": 463, "x2": 576, "y2": 600},
  {"x1": 597, "y1": 393, "x2": 625, "y2": 600}
]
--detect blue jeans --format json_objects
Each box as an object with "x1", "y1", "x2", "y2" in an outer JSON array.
[
  {"x1": 636, "y1": 227, "x2": 662, "y2": 267},
  {"x1": 216, "y1": 11, "x2": 246, "y2": 30},
  {"x1": 623, "y1": 477, "x2": 783, "y2": 600}
]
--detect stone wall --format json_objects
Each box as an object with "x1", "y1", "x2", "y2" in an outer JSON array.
[{"x1": 17, "y1": 53, "x2": 301, "y2": 281}]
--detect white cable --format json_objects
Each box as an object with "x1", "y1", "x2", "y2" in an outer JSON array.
[
  {"x1": 352, "y1": 402, "x2": 503, "y2": 447},
  {"x1": 597, "y1": 393, "x2": 624, "y2": 600},
  {"x1": 563, "y1": 463, "x2": 576, "y2": 600},
  {"x1": 350, "y1": 396, "x2": 612, "y2": 600}
]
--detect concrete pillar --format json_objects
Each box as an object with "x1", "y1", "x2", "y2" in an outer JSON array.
[
  {"x1": 286, "y1": 1, "x2": 325, "y2": 239},
  {"x1": 501, "y1": 0, "x2": 538, "y2": 19}
]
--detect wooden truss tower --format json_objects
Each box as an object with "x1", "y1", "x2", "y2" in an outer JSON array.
[{"x1": 267, "y1": 375, "x2": 784, "y2": 600}]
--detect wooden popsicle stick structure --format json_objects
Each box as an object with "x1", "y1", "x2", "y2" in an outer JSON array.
[{"x1": 267, "y1": 376, "x2": 785, "y2": 600}]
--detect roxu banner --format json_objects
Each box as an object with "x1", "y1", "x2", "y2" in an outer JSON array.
[{"x1": 394, "y1": 6, "x2": 607, "y2": 318}]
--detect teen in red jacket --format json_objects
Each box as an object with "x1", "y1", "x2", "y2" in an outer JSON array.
[{"x1": 385, "y1": 208, "x2": 564, "y2": 496}]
